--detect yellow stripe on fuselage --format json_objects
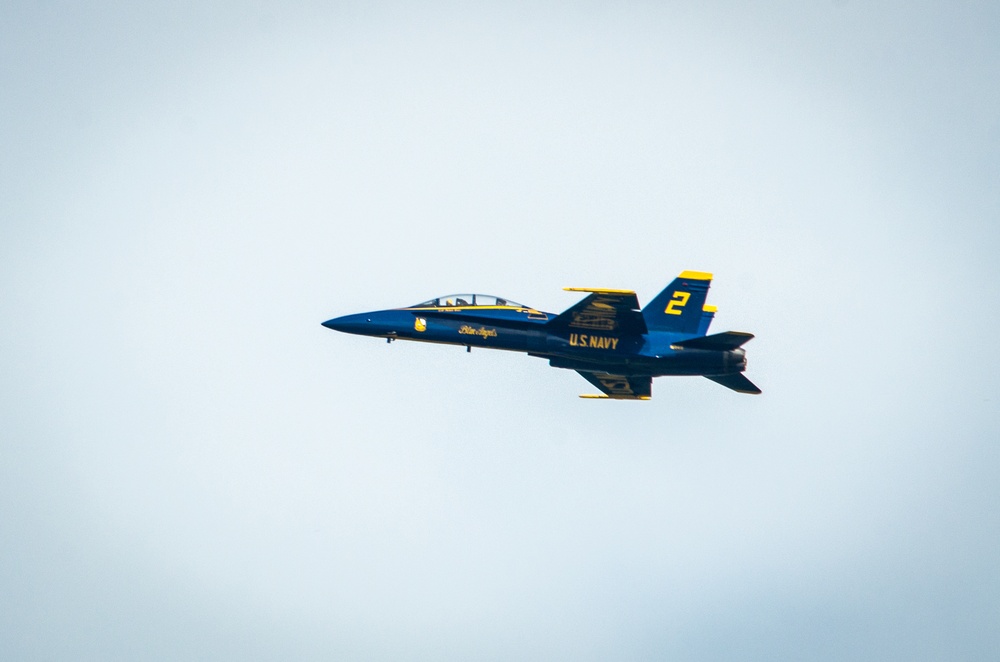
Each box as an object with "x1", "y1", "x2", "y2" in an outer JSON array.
[{"x1": 402, "y1": 305, "x2": 532, "y2": 312}]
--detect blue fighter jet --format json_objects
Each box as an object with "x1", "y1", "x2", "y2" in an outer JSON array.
[{"x1": 322, "y1": 271, "x2": 760, "y2": 399}]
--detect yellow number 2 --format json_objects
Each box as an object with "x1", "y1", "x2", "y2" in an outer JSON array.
[{"x1": 664, "y1": 291, "x2": 690, "y2": 315}]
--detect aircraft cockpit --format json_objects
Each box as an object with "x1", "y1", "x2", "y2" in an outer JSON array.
[{"x1": 411, "y1": 294, "x2": 527, "y2": 308}]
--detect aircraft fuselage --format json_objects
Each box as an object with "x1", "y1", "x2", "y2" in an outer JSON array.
[
  {"x1": 322, "y1": 272, "x2": 760, "y2": 399},
  {"x1": 322, "y1": 306, "x2": 746, "y2": 378}
]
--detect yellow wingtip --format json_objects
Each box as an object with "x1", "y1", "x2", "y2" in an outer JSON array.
[
  {"x1": 702, "y1": 304, "x2": 718, "y2": 313},
  {"x1": 679, "y1": 270, "x2": 713, "y2": 281},
  {"x1": 564, "y1": 287, "x2": 637, "y2": 294},
  {"x1": 579, "y1": 394, "x2": 651, "y2": 400}
]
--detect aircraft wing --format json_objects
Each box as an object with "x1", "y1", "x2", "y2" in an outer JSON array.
[
  {"x1": 549, "y1": 288, "x2": 648, "y2": 335},
  {"x1": 576, "y1": 371, "x2": 652, "y2": 400}
]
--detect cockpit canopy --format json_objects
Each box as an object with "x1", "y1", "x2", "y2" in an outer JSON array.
[{"x1": 411, "y1": 294, "x2": 526, "y2": 308}]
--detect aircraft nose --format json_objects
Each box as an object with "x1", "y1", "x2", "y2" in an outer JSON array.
[{"x1": 321, "y1": 313, "x2": 370, "y2": 334}]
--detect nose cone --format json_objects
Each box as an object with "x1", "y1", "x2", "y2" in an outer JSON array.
[{"x1": 321, "y1": 313, "x2": 370, "y2": 335}]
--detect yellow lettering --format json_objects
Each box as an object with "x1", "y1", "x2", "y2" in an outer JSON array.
[
  {"x1": 458, "y1": 325, "x2": 497, "y2": 338},
  {"x1": 665, "y1": 291, "x2": 690, "y2": 315},
  {"x1": 569, "y1": 334, "x2": 621, "y2": 350}
]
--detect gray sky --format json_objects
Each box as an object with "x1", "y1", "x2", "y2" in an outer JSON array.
[{"x1": 2, "y1": 2, "x2": 998, "y2": 659}]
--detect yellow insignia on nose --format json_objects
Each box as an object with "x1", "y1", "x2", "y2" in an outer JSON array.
[{"x1": 414, "y1": 317, "x2": 427, "y2": 332}]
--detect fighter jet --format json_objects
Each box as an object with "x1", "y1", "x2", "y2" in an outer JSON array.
[{"x1": 322, "y1": 271, "x2": 760, "y2": 399}]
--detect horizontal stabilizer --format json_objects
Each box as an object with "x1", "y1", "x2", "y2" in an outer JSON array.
[
  {"x1": 704, "y1": 373, "x2": 761, "y2": 394},
  {"x1": 671, "y1": 331, "x2": 754, "y2": 351}
]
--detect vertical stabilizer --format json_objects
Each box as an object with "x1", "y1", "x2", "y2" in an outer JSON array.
[
  {"x1": 696, "y1": 305, "x2": 716, "y2": 335},
  {"x1": 641, "y1": 271, "x2": 713, "y2": 334}
]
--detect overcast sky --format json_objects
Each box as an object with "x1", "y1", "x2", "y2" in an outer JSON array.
[{"x1": 2, "y1": 2, "x2": 999, "y2": 660}]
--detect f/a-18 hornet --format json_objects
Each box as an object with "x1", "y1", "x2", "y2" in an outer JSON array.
[{"x1": 322, "y1": 271, "x2": 760, "y2": 400}]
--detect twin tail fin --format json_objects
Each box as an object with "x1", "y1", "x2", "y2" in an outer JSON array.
[{"x1": 642, "y1": 271, "x2": 714, "y2": 334}]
